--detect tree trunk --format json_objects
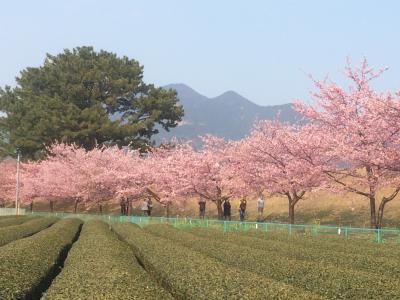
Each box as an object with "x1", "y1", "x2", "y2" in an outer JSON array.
[
  {"x1": 377, "y1": 201, "x2": 386, "y2": 229},
  {"x1": 99, "y1": 204, "x2": 103, "y2": 214},
  {"x1": 165, "y1": 202, "x2": 171, "y2": 218},
  {"x1": 127, "y1": 199, "x2": 132, "y2": 216},
  {"x1": 49, "y1": 200, "x2": 54, "y2": 212},
  {"x1": 369, "y1": 196, "x2": 377, "y2": 228},
  {"x1": 73, "y1": 199, "x2": 79, "y2": 213},
  {"x1": 289, "y1": 202, "x2": 295, "y2": 225},
  {"x1": 29, "y1": 201, "x2": 33, "y2": 213},
  {"x1": 286, "y1": 191, "x2": 304, "y2": 225},
  {"x1": 376, "y1": 190, "x2": 400, "y2": 228},
  {"x1": 216, "y1": 198, "x2": 223, "y2": 220},
  {"x1": 120, "y1": 199, "x2": 126, "y2": 216}
]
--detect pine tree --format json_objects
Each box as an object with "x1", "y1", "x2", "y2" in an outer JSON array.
[{"x1": 0, "y1": 46, "x2": 184, "y2": 159}]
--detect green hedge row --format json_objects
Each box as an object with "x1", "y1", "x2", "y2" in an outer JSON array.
[
  {"x1": 188, "y1": 227, "x2": 400, "y2": 277},
  {"x1": 0, "y1": 216, "x2": 59, "y2": 247},
  {"x1": 42, "y1": 220, "x2": 173, "y2": 299},
  {"x1": 114, "y1": 222, "x2": 322, "y2": 300},
  {"x1": 0, "y1": 215, "x2": 39, "y2": 228},
  {"x1": 146, "y1": 224, "x2": 400, "y2": 299},
  {"x1": 0, "y1": 218, "x2": 82, "y2": 299}
]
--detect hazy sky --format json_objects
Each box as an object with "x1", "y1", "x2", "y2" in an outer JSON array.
[{"x1": 1, "y1": 1, "x2": 400, "y2": 105}]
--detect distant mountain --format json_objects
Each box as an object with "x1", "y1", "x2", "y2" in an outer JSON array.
[{"x1": 154, "y1": 83, "x2": 302, "y2": 144}]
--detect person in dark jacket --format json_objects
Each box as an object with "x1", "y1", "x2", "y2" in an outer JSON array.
[
  {"x1": 223, "y1": 199, "x2": 231, "y2": 221},
  {"x1": 239, "y1": 198, "x2": 247, "y2": 221},
  {"x1": 120, "y1": 196, "x2": 126, "y2": 216},
  {"x1": 198, "y1": 197, "x2": 206, "y2": 219},
  {"x1": 147, "y1": 197, "x2": 153, "y2": 216}
]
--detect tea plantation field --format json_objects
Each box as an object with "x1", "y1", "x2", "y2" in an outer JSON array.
[{"x1": 0, "y1": 215, "x2": 399, "y2": 299}]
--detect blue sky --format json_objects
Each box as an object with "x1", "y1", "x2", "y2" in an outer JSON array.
[{"x1": 0, "y1": 1, "x2": 399, "y2": 105}]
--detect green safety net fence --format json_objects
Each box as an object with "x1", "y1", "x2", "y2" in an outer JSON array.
[{"x1": 29, "y1": 211, "x2": 400, "y2": 244}]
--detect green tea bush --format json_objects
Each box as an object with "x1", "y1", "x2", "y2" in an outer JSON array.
[
  {"x1": 0, "y1": 218, "x2": 82, "y2": 299},
  {"x1": 0, "y1": 215, "x2": 39, "y2": 228},
  {"x1": 114, "y1": 222, "x2": 323, "y2": 300},
  {"x1": 236, "y1": 228, "x2": 400, "y2": 259},
  {"x1": 188, "y1": 227, "x2": 400, "y2": 277},
  {"x1": 0, "y1": 216, "x2": 23, "y2": 219},
  {"x1": 147, "y1": 224, "x2": 400, "y2": 299},
  {"x1": 0, "y1": 216, "x2": 59, "y2": 247},
  {"x1": 42, "y1": 220, "x2": 173, "y2": 300}
]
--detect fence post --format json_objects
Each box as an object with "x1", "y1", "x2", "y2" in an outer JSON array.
[
  {"x1": 265, "y1": 223, "x2": 268, "y2": 232},
  {"x1": 377, "y1": 228, "x2": 381, "y2": 243}
]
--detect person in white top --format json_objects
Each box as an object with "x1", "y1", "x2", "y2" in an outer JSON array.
[
  {"x1": 141, "y1": 198, "x2": 149, "y2": 216},
  {"x1": 257, "y1": 192, "x2": 265, "y2": 222}
]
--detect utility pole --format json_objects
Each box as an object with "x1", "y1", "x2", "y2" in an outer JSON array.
[{"x1": 15, "y1": 150, "x2": 20, "y2": 215}]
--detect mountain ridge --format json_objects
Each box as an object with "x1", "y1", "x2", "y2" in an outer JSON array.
[{"x1": 155, "y1": 83, "x2": 301, "y2": 144}]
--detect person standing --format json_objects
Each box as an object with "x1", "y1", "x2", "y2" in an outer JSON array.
[
  {"x1": 198, "y1": 197, "x2": 206, "y2": 219},
  {"x1": 120, "y1": 196, "x2": 126, "y2": 216},
  {"x1": 223, "y1": 199, "x2": 231, "y2": 221},
  {"x1": 141, "y1": 198, "x2": 149, "y2": 216},
  {"x1": 147, "y1": 197, "x2": 153, "y2": 216},
  {"x1": 239, "y1": 198, "x2": 247, "y2": 221},
  {"x1": 257, "y1": 192, "x2": 265, "y2": 222}
]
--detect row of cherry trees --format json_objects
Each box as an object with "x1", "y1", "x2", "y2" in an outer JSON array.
[{"x1": 1, "y1": 60, "x2": 400, "y2": 228}]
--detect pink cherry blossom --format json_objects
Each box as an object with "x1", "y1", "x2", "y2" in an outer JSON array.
[{"x1": 295, "y1": 58, "x2": 400, "y2": 228}]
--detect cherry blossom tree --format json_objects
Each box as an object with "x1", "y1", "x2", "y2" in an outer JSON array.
[
  {"x1": 22, "y1": 143, "x2": 156, "y2": 214},
  {"x1": 106, "y1": 147, "x2": 151, "y2": 215},
  {"x1": 295, "y1": 59, "x2": 400, "y2": 228},
  {"x1": 231, "y1": 121, "x2": 328, "y2": 224},
  {"x1": 137, "y1": 142, "x2": 191, "y2": 217},
  {"x1": 176, "y1": 136, "x2": 234, "y2": 219},
  {"x1": 0, "y1": 159, "x2": 16, "y2": 206},
  {"x1": 23, "y1": 144, "x2": 88, "y2": 212}
]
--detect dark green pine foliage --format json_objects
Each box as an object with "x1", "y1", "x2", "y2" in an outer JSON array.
[{"x1": 0, "y1": 46, "x2": 184, "y2": 159}]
